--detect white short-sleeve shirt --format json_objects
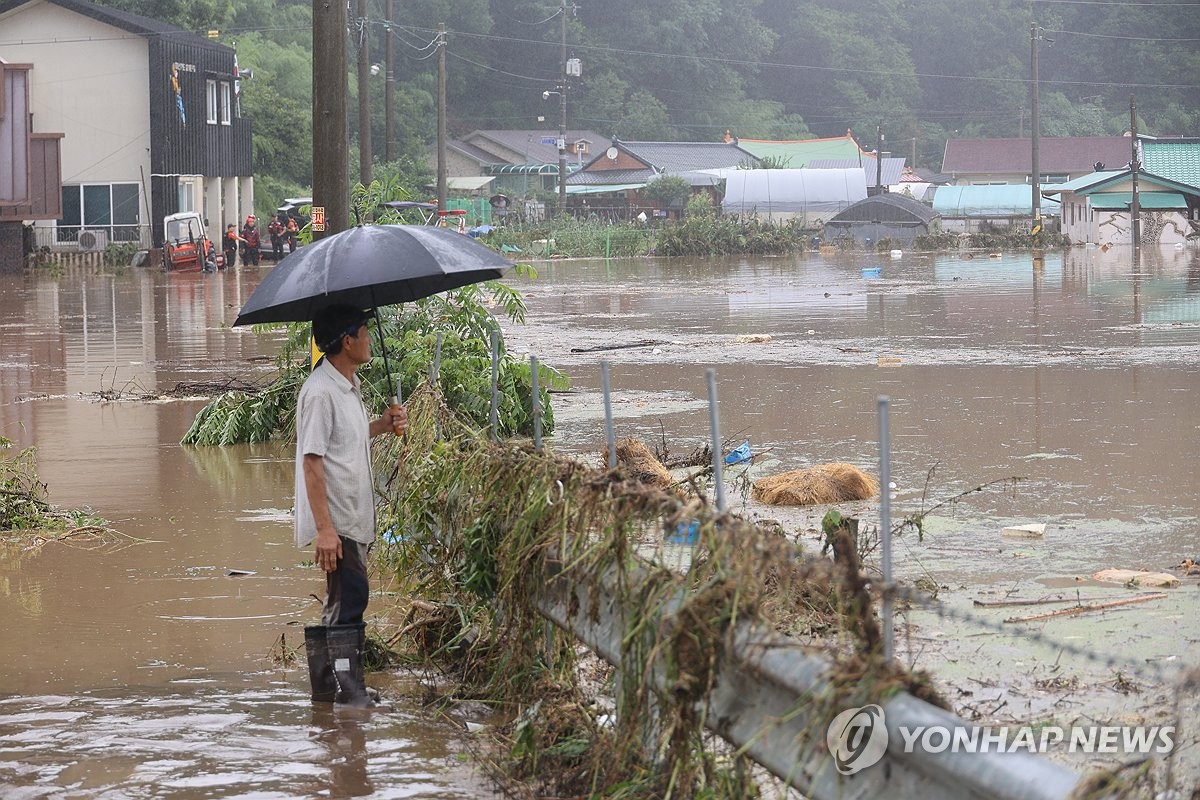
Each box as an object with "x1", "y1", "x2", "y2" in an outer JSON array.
[{"x1": 294, "y1": 359, "x2": 375, "y2": 548}]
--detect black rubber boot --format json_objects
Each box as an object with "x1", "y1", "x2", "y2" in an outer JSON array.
[
  {"x1": 327, "y1": 623, "x2": 375, "y2": 708},
  {"x1": 305, "y1": 625, "x2": 337, "y2": 703}
]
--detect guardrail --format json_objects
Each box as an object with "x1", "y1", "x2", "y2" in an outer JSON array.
[{"x1": 535, "y1": 543, "x2": 1084, "y2": 800}]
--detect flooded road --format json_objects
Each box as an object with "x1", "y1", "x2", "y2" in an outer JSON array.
[
  {"x1": 0, "y1": 269, "x2": 482, "y2": 798},
  {"x1": 1, "y1": 244, "x2": 1198, "y2": 791},
  {"x1": 497, "y1": 244, "x2": 1200, "y2": 777}
]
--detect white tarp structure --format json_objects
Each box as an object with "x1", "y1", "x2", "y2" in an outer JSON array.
[{"x1": 721, "y1": 168, "x2": 868, "y2": 223}]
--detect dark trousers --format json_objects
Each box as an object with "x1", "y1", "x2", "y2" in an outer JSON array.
[{"x1": 321, "y1": 537, "x2": 370, "y2": 626}]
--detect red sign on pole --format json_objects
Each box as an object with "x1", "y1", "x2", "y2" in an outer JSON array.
[{"x1": 311, "y1": 206, "x2": 326, "y2": 232}]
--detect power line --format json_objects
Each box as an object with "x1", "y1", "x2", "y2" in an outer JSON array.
[{"x1": 1046, "y1": 28, "x2": 1200, "y2": 41}]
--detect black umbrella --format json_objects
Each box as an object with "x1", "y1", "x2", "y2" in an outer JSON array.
[
  {"x1": 233, "y1": 224, "x2": 510, "y2": 326},
  {"x1": 233, "y1": 224, "x2": 512, "y2": 402}
]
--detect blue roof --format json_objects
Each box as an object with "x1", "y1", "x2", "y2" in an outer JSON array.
[{"x1": 933, "y1": 185, "x2": 1059, "y2": 216}]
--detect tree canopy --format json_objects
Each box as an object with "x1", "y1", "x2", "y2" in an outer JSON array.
[{"x1": 104, "y1": 0, "x2": 1199, "y2": 205}]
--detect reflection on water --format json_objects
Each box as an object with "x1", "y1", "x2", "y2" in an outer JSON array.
[
  {"x1": 0, "y1": 267, "x2": 484, "y2": 797},
  {"x1": 505, "y1": 245, "x2": 1200, "y2": 587},
  {"x1": 0, "y1": 250, "x2": 1197, "y2": 794},
  {"x1": 0, "y1": 682, "x2": 473, "y2": 799}
]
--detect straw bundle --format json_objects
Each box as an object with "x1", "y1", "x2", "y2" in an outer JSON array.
[
  {"x1": 752, "y1": 463, "x2": 879, "y2": 506},
  {"x1": 609, "y1": 438, "x2": 675, "y2": 491}
]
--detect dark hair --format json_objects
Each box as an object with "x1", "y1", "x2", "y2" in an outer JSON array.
[{"x1": 312, "y1": 305, "x2": 370, "y2": 355}]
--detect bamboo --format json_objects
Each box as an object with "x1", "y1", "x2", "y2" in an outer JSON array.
[
  {"x1": 1003, "y1": 592, "x2": 1167, "y2": 623},
  {"x1": 974, "y1": 594, "x2": 1115, "y2": 608}
]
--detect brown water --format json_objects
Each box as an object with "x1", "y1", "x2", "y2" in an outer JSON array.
[
  {"x1": 498, "y1": 244, "x2": 1200, "y2": 779},
  {"x1": 0, "y1": 268, "x2": 483, "y2": 798},
  {"x1": 1, "y1": 247, "x2": 1198, "y2": 792}
]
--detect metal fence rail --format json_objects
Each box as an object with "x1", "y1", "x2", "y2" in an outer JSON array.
[{"x1": 535, "y1": 544, "x2": 1083, "y2": 800}]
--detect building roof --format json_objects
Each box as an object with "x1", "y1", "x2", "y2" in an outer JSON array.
[
  {"x1": 809, "y1": 157, "x2": 906, "y2": 188},
  {"x1": 0, "y1": 0, "x2": 229, "y2": 49},
  {"x1": 827, "y1": 193, "x2": 936, "y2": 224},
  {"x1": 567, "y1": 140, "x2": 758, "y2": 186},
  {"x1": 618, "y1": 140, "x2": 759, "y2": 172},
  {"x1": 941, "y1": 136, "x2": 1132, "y2": 176},
  {"x1": 453, "y1": 129, "x2": 607, "y2": 167},
  {"x1": 1142, "y1": 139, "x2": 1200, "y2": 189},
  {"x1": 734, "y1": 133, "x2": 869, "y2": 167},
  {"x1": 932, "y1": 185, "x2": 1060, "y2": 217}
]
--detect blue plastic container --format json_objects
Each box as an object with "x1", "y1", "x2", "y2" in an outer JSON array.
[
  {"x1": 861, "y1": 266, "x2": 882, "y2": 278},
  {"x1": 666, "y1": 520, "x2": 700, "y2": 546}
]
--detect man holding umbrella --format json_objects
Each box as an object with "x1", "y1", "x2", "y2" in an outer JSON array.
[{"x1": 298, "y1": 304, "x2": 407, "y2": 707}]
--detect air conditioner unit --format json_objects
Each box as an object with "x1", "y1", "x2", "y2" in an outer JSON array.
[{"x1": 78, "y1": 229, "x2": 109, "y2": 251}]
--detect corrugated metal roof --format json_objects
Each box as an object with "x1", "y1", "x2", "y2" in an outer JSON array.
[
  {"x1": 1089, "y1": 192, "x2": 1186, "y2": 210},
  {"x1": 1041, "y1": 170, "x2": 1124, "y2": 194},
  {"x1": 932, "y1": 185, "x2": 1060, "y2": 216},
  {"x1": 736, "y1": 135, "x2": 868, "y2": 167},
  {"x1": 1142, "y1": 140, "x2": 1200, "y2": 189},
  {"x1": 809, "y1": 157, "x2": 906, "y2": 187},
  {"x1": 942, "y1": 136, "x2": 1132, "y2": 175}
]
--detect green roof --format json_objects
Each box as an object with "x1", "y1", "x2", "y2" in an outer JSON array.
[
  {"x1": 735, "y1": 135, "x2": 869, "y2": 168},
  {"x1": 1088, "y1": 192, "x2": 1186, "y2": 210},
  {"x1": 1142, "y1": 141, "x2": 1200, "y2": 189}
]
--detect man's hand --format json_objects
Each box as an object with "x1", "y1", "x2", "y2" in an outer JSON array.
[
  {"x1": 373, "y1": 404, "x2": 408, "y2": 437},
  {"x1": 314, "y1": 526, "x2": 342, "y2": 573}
]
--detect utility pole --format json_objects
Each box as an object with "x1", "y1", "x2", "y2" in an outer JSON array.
[
  {"x1": 1030, "y1": 22, "x2": 1049, "y2": 236},
  {"x1": 558, "y1": 0, "x2": 568, "y2": 213},
  {"x1": 1130, "y1": 95, "x2": 1141, "y2": 252},
  {"x1": 385, "y1": 0, "x2": 394, "y2": 163},
  {"x1": 437, "y1": 24, "x2": 447, "y2": 213},
  {"x1": 875, "y1": 123, "x2": 884, "y2": 195},
  {"x1": 312, "y1": 0, "x2": 349, "y2": 236},
  {"x1": 356, "y1": 0, "x2": 372, "y2": 187}
]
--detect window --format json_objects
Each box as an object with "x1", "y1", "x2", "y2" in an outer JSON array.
[
  {"x1": 219, "y1": 81, "x2": 232, "y2": 125},
  {"x1": 57, "y1": 184, "x2": 141, "y2": 243},
  {"x1": 206, "y1": 79, "x2": 218, "y2": 124}
]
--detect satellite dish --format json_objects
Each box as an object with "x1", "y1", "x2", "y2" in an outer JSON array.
[{"x1": 606, "y1": 146, "x2": 618, "y2": 160}]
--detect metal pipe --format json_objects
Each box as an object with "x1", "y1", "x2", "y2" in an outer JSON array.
[
  {"x1": 707, "y1": 369, "x2": 726, "y2": 512},
  {"x1": 601, "y1": 360, "x2": 615, "y2": 469},
  {"x1": 530, "y1": 355, "x2": 542, "y2": 451},
  {"x1": 489, "y1": 330, "x2": 499, "y2": 440},
  {"x1": 879, "y1": 395, "x2": 893, "y2": 661}
]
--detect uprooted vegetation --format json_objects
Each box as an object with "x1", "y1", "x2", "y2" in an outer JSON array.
[
  {"x1": 0, "y1": 436, "x2": 138, "y2": 555},
  {"x1": 368, "y1": 383, "x2": 947, "y2": 799}
]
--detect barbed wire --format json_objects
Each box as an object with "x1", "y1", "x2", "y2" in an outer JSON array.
[{"x1": 884, "y1": 580, "x2": 1190, "y2": 688}]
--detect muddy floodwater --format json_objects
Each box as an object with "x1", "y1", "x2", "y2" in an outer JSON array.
[{"x1": 1, "y1": 244, "x2": 1198, "y2": 793}]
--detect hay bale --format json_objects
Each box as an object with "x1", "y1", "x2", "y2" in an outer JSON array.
[
  {"x1": 751, "y1": 463, "x2": 878, "y2": 506},
  {"x1": 608, "y1": 438, "x2": 675, "y2": 490}
]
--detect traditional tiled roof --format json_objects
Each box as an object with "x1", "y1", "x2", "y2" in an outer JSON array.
[
  {"x1": 1142, "y1": 139, "x2": 1200, "y2": 189},
  {"x1": 456, "y1": 129, "x2": 607, "y2": 166},
  {"x1": 942, "y1": 136, "x2": 1132, "y2": 175},
  {"x1": 618, "y1": 141, "x2": 759, "y2": 172}
]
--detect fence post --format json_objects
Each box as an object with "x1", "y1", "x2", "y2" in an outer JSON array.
[
  {"x1": 707, "y1": 368, "x2": 726, "y2": 512},
  {"x1": 878, "y1": 395, "x2": 893, "y2": 661},
  {"x1": 490, "y1": 330, "x2": 500, "y2": 441},
  {"x1": 530, "y1": 355, "x2": 542, "y2": 451},
  {"x1": 601, "y1": 360, "x2": 616, "y2": 469}
]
